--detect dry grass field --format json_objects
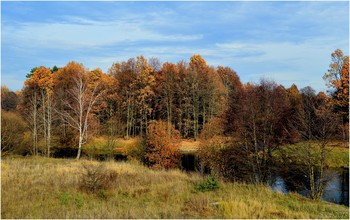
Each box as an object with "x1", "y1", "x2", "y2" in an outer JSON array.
[{"x1": 1, "y1": 156, "x2": 349, "y2": 219}]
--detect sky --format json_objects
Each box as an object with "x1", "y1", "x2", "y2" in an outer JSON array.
[{"x1": 1, "y1": 1, "x2": 349, "y2": 92}]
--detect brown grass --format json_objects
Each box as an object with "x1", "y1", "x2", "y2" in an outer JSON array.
[
  {"x1": 179, "y1": 139, "x2": 200, "y2": 153},
  {"x1": 1, "y1": 156, "x2": 348, "y2": 219}
]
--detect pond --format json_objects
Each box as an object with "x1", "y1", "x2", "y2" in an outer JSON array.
[{"x1": 271, "y1": 168, "x2": 349, "y2": 206}]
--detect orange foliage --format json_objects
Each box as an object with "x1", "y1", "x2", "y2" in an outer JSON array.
[
  {"x1": 144, "y1": 120, "x2": 181, "y2": 169},
  {"x1": 189, "y1": 54, "x2": 207, "y2": 73},
  {"x1": 25, "y1": 66, "x2": 53, "y2": 94},
  {"x1": 323, "y1": 49, "x2": 349, "y2": 120}
]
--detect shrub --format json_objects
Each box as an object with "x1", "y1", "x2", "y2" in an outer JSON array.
[
  {"x1": 195, "y1": 176, "x2": 220, "y2": 192},
  {"x1": 198, "y1": 137, "x2": 225, "y2": 175},
  {"x1": 79, "y1": 163, "x2": 118, "y2": 194},
  {"x1": 144, "y1": 120, "x2": 181, "y2": 169},
  {"x1": 1, "y1": 111, "x2": 30, "y2": 155}
]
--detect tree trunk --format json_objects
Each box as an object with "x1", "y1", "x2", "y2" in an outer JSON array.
[
  {"x1": 32, "y1": 92, "x2": 38, "y2": 156},
  {"x1": 47, "y1": 97, "x2": 52, "y2": 157},
  {"x1": 126, "y1": 96, "x2": 130, "y2": 139},
  {"x1": 41, "y1": 90, "x2": 47, "y2": 154},
  {"x1": 77, "y1": 133, "x2": 82, "y2": 159}
]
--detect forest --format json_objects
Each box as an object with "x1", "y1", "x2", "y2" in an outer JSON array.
[{"x1": 1, "y1": 49, "x2": 349, "y2": 202}]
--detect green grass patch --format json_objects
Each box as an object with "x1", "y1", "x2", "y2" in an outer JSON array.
[
  {"x1": 327, "y1": 146, "x2": 349, "y2": 168},
  {"x1": 276, "y1": 141, "x2": 349, "y2": 168},
  {"x1": 83, "y1": 136, "x2": 143, "y2": 160},
  {"x1": 194, "y1": 175, "x2": 220, "y2": 192}
]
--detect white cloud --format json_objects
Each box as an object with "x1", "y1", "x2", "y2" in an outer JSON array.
[
  {"x1": 2, "y1": 1, "x2": 348, "y2": 92},
  {"x1": 211, "y1": 38, "x2": 348, "y2": 91},
  {"x1": 2, "y1": 18, "x2": 202, "y2": 50}
]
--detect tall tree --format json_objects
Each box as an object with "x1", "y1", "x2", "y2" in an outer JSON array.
[
  {"x1": 233, "y1": 80, "x2": 292, "y2": 183},
  {"x1": 156, "y1": 62, "x2": 179, "y2": 136},
  {"x1": 22, "y1": 68, "x2": 46, "y2": 156},
  {"x1": 175, "y1": 61, "x2": 192, "y2": 138},
  {"x1": 188, "y1": 55, "x2": 206, "y2": 140},
  {"x1": 131, "y1": 56, "x2": 155, "y2": 138},
  {"x1": 29, "y1": 67, "x2": 55, "y2": 156},
  {"x1": 323, "y1": 49, "x2": 349, "y2": 121},
  {"x1": 286, "y1": 84, "x2": 303, "y2": 143},
  {"x1": 56, "y1": 62, "x2": 105, "y2": 159},
  {"x1": 109, "y1": 58, "x2": 137, "y2": 139},
  {"x1": 89, "y1": 68, "x2": 118, "y2": 126},
  {"x1": 323, "y1": 49, "x2": 349, "y2": 146},
  {"x1": 294, "y1": 87, "x2": 338, "y2": 200},
  {"x1": 217, "y1": 66, "x2": 243, "y2": 135}
]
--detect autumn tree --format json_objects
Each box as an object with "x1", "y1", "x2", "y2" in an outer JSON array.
[
  {"x1": 200, "y1": 66, "x2": 226, "y2": 130},
  {"x1": 323, "y1": 49, "x2": 349, "y2": 121},
  {"x1": 89, "y1": 68, "x2": 118, "y2": 125},
  {"x1": 188, "y1": 54, "x2": 205, "y2": 140},
  {"x1": 55, "y1": 62, "x2": 105, "y2": 159},
  {"x1": 31, "y1": 67, "x2": 55, "y2": 156},
  {"x1": 20, "y1": 66, "x2": 56, "y2": 156},
  {"x1": 1, "y1": 111, "x2": 30, "y2": 155},
  {"x1": 217, "y1": 66, "x2": 243, "y2": 134},
  {"x1": 156, "y1": 62, "x2": 179, "y2": 136},
  {"x1": 230, "y1": 80, "x2": 292, "y2": 183},
  {"x1": 174, "y1": 54, "x2": 226, "y2": 140},
  {"x1": 1, "y1": 86, "x2": 19, "y2": 111},
  {"x1": 109, "y1": 58, "x2": 137, "y2": 139},
  {"x1": 175, "y1": 60, "x2": 192, "y2": 138},
  {"x1": 323, "y1": 49, "x2": 349, "y2": 144},
  {"x1": 144, "y1": 120, "x2": 181, "y2": 169},
  {"x1": 89, "y1": 68, "x2": 121, "y2": 141},
  {"x1": 20, "y1": 65, "x2": 58, "y2": 156},
  {"x1": 286, "y1": 84, "x2": 303, "y2": 143},
  {"x1": 283, "y1": 87, "x2": 339, "y2": 200},
  {"x1": 198, "y1": 117, "x2": 226, "y2": 176},
  {"x1": 132, "y1": 56, "x2": 156, "y2": 138}
]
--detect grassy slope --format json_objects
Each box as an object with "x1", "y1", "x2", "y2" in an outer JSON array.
[
  {"x1": 327, "y1": 144, "x2": 349, "y2": 168},
  {"x1": 277, "y1": 141, "x2": 349, "y2": 168},
  {"x1": 1, "y1": 157, "x2": 348, "y2": 219}
]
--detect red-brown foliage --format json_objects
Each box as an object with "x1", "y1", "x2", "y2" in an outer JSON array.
[{"x1": 144, "y1": 120, "x2": 181, "y2": 169}]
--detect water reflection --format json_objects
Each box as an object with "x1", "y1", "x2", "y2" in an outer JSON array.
[{"x1": 271, "y1": 168, "x2": 349, "y2": 206}]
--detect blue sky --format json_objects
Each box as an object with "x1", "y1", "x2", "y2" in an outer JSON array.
[{"x1": 1, "y1": 1, "x2": 349, "y2": 92}]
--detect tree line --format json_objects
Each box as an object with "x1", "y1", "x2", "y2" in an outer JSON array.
[{"x1": 1, "y1": 50, "x2": 348, "y2": 168}]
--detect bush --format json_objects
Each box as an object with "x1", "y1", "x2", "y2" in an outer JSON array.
[
  {"x1": 79, "y1": 163, "x2": 118, "y2": 194},
  {"x1": 1, "y1": 111, "x2": 30, "y2": 155},
  {"x1": 198, "y1": 137, "x2": 225, "y2": 175},
  {"x1": 144, "y1": 120, "x2": 181, "y2": 169},
  {"x1": 195, "y1": 176, "x2": 220, "y2": 192}
]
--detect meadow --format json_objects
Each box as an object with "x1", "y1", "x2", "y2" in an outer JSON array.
[
  {"x1": 1, "y1": 156, "x2": 349, "y2": 219},
  {"x1": 276, "y1": 141, "x2": 349, "y2": 168}
]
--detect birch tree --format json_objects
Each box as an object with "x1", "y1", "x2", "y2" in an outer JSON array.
[{"x1": 57, "y1": 62, "x2": 104, "y2": 159}]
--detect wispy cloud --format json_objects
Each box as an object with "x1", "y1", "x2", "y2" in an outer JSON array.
[
  {"x1": 1, "y1": 1, "x2": 348, "y2": 92},
  {"x1": 3, "y1": 18, "x2": 202, "y2": 50},
  {"x1": 210, "y1": 37, "x2": 348, "y2": 90}
]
